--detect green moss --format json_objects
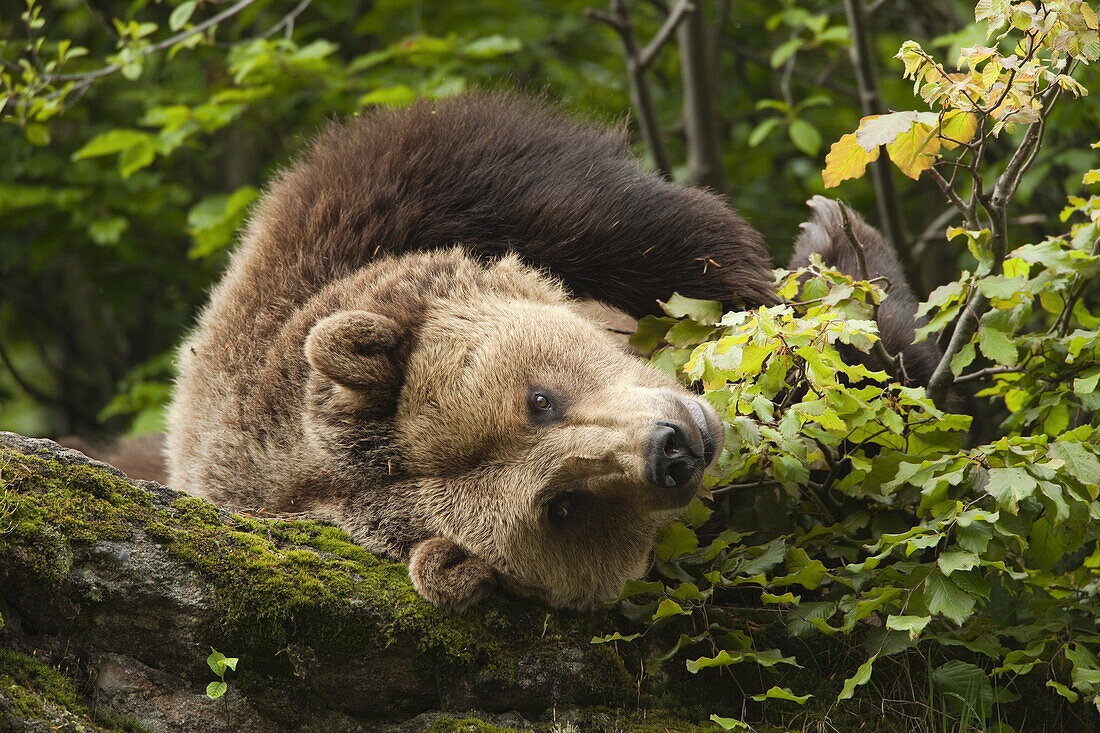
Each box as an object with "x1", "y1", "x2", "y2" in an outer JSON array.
[
  {"x1": 0, "y1": 446, "x2": 634, "y2": 709},
  {"x1": 170, "y1": 495, "x2": 222, "y2": 527},
  {"x1": 427, "y1": 717, "x2": 528, "y2": 733},
  {"x1": 0, "y1": 649, "x2": 147, "y2": 732}
]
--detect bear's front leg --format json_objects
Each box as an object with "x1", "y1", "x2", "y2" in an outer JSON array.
[
  {"x1": 408, "y1": 537, "x2": 498, "y2": 611},
  {"x1": 305, "y1": 309, "x2": 403, "y2": 411}
]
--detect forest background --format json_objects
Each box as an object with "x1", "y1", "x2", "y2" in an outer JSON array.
[
  {"x1": 5, "y1": 1, "x2": 1100, "y2": 730},
  {"x1": 6, "y1": 0, "x2": 1094, "y2": 439}
]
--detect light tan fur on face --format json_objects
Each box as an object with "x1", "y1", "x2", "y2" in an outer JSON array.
[{"x1": 396, "y1": 294, "x2": 710, "y2": 607}]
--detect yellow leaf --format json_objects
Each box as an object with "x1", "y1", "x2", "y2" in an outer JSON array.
[
  {"x1": 1082, "y1": 2, "x2": 1098, "y2": 31},
  {"x1": 823, "y1": 128, "x2": 881, "y2": 188},
  {"x1": 886, "y1": 122, "x2": 941, "y2": 180},
  {"x1": 939, "y1": 111, "x2": 978, "y2": 150}
]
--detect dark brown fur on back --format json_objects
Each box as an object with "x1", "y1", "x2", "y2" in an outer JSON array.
[{"x1": 231, "y1": 93, "x2": 776, "y2": 331}]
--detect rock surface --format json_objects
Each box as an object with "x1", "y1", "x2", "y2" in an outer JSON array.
[{"x1": 0, "y1": 432, "x2": 704, "y2": 732}]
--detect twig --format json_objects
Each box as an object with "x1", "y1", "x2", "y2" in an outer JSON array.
[
  {"x1": 55, "y1": 0, "x2": 260, "y2": 90},
  {"x1": 0, "y1": 338, "x2": 60, "y2": 407},
  {"x1": 927, "y1": 167, "x2": 977, "y2": 229},
  {"x1": 587, "y1": 0, "x2": 695, "y2": 178},
  {"x1": 953, "y1": 366, "x2": 1022, "y2": 384},
  {"x1": 640, "y1": 0, "x2": 694, "y2": 68},
  {"x1": 676, "y1": 0, "x2": 726, "y2": 191},
  {"x1": 841, "y1": 0, "x2": 906, "y2": 256},
  {"x1": 259, "y1": 0, "x2": 314, "y2": 41},
  {"x1": 926, "y1": 83, "x2": 1064, "y2": 406},
  {"x1": 836, "y1": 201, "x2": 900, "y2": 380}
]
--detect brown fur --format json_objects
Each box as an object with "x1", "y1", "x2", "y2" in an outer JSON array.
[
  {"x1": 166, "y1": 94, "x2": 756, "y2": 610},
  {"x1": 790, "y1": 196, "x2": 941, "y2": 386}
]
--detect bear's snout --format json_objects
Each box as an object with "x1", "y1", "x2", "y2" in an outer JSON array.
[{"x1": 641, "y1": 397, "x2": 723, "y2": 497}]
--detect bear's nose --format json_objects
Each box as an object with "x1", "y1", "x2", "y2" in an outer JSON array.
[{"x1": 643, "y1": 421, "x2": 702, "y2": 489}]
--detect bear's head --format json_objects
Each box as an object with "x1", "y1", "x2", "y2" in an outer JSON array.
[
  {"x1": 302, "y1": 251, "x2": 724, "y2": 610},
  {"x1": 394, "y1": 296, "x2": 723, "y2": 609}
]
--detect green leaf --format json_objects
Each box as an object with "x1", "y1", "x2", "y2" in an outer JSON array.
[
  {"x1": 771, "y1": 38, "x2": 803, "y2": 68},
  {"x1": 709, "y1": 714, "x2": 750, "y2": 730},
  {"x1": 1048, "y1": 679, "x2": 1080, "y2": 703},
  {"x1": 978, "y1": 326, "x2": 1017, "y2": 366},
  {"x1": 188, "y1": 186, "x2": 260, "y2": 258},
  {"x1": 1074, "y1": 368, "x2": 1100, "y2": 396},
  {"x1": 1025, "y1": 517, "x2": 1065, "y2": 571},
  {"x1": 359, "y1": 85, "x2": 417, "y2": 107},
  {"x1": 659, "y1": 294, "x2": 723, "y2": 325},
  {"x1": 206, "y1": 681, "x2": 227, "y2": 699},
  {"x1": 25, "y1": 123, "x2": 50, "y2": 146},
  {"x1": 591, "y1": 631, "x2": 641, "y2": 644},
  {"x1": 748, "y1": 117, "x2": 783, "y2": 148},
  {"x1": 630, "y1": 316, "x2": 675, "y2": 352},
  {"x1": 461, "y1": 35, "x2": 522, "y2": 58},
  {"x1": 89, "y1": 216, "x2": 129, "y2": 245},
  {"x1": 686, "y1": 649, "x2": 734, "y2": 672},
  {"x1": 1050, "y1": 441, "x2": 1100, "y2": 488},
  {"x1": 206, "y1": 649, "x2": 226, "y2": 676},
  {"x1": 652, "y1": 598, "x2": 689, "y2": 620},
  {"x1": 984, "y1": 467, "x2": 1038, "y2": 512},
  {"x1": 169, "y1": 0, "x2": 197, "y2": 31},
  {"x1": 750, "y1": 686, "x2": 812, "y2": 703},
  {"x1": 789, "y1": 118, "x2": 822, "y2": 156},
  {"x1": 886, "y1": 615, "x2": 931, "y2": 637},
  {"x1": 664, "y1": 319, "x2": 715, "y2": 348},
  {"x1": 838, "y1": 655, "x2": 876, "y2": 700},
  {"x1": 655, "y1": 522, "x2": 698, "y2": 561},
  {"x1": 118, "y1": 138, "x2": 156, "y2": 178},
  {"x1": 950, "y1": 342, "x2": 976, "y2": 376},
  {"x1": 933, "y1": 660, "x2": 992, "y2": 709},
  {"x1": 937, "y1": 550, "x2": 978, "y2": 576},
  {"x1": 926, "y1": 570, "x2": 976, "y2": 625},
  {"x1": 72, "y1": 129, "x2": 154, "y2": 160}
]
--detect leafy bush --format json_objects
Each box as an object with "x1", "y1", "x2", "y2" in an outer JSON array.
[{"x1": 599, "y1": 1, "x2": 1100, "y2": 729}]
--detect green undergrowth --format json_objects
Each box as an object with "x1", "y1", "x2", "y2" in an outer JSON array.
[
  {"x1": 0, "y1": 648, "x2": 147, "y2": 732},
  {"x1": 425, "y1": 711, "x2": 714, "y2": 732},
  {"x1": 0, "y1": 446, "x2": 630, "y2": 697}
]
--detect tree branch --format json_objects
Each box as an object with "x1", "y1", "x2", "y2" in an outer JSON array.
[
  {"x1": 588, "y1": 0, "x2": 693, "y2": 179},
  {"x1": 641, "y1": 0, "x2": 694, "y2": 68},
  {"x1": 675, "y1": 0, "x2": 726, "y2": 192},
  {"x1": 55, "y1": 0, "x2": 260, "y2": 90},
  {"x1": 841, "y1": 0, "x2": 906, "y2": 256}
]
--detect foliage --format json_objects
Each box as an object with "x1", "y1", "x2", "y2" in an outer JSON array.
[
  {"x1": 205, "y1": 647, "x2": 238, "y2": 700},
  {"x1": 600, "y1": 1, "x2": 1100, "y2": 729},
  {"x1": 4, "y1": 0, "x2": 1100, "y2": 728}
]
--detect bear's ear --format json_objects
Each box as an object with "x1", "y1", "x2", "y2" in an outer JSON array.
[
  {"x1": 408, "y1": 537, "x2": 497, "y2": 611},
  {"x1": 305, "y1": 310, "x2": 402, "y2": 390}
]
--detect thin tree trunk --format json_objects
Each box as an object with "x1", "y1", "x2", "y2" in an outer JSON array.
[{"x1": 676, "y1": 0, "x2": 726, "y2": 192}]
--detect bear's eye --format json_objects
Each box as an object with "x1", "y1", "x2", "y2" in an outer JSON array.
[
  {"x1": 547, "y1": 492, "x2": 580, "y2": 526},
  {"x1": 533, "y1": 393, "x2": 552, "y2": 410}
]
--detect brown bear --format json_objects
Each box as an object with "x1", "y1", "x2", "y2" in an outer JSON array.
[{"x1": 166, "y1": 93, "x2": 778, "y2": 611}]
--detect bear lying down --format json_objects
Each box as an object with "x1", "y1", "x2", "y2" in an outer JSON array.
[{"x1": 166, "y1": 93, "x2": 924, "y2": 610}]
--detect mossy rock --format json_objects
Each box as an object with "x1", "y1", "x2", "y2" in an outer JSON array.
[
  {"x1": 0, "y1": 433, "x2": 644, "y2": 732},
  {"x1": 0, "y1": 648, "x2": 146, "y2": 733}
]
